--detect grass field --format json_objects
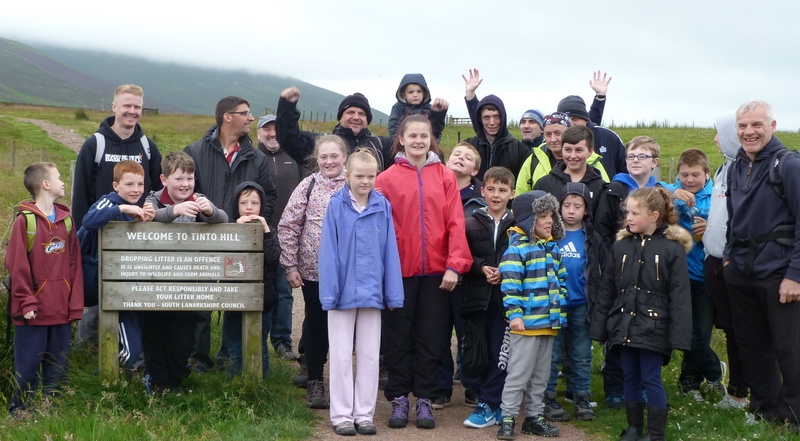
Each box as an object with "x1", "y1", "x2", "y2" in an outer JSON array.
[{"x1": 2, "y1": 104, "x2": 800, "y2": 439}]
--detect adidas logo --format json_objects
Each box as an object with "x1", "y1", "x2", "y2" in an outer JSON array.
[{"x1": 562, "y1": 241, "x2": 582, "y2": 258}]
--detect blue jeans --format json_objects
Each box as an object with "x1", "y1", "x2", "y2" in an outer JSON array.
[
  {"x1": 225, "y1": 307, "x2": 273, "y2": 379},
  {"x1": 269, "y1": 263, "x2": 293, "y2": 349},
  {"x1": 679, "y1": 280, "x2": 721, "y2": 391},
  {"x1": 546, "y1": 303, "x2": 592, "y2": 394}
]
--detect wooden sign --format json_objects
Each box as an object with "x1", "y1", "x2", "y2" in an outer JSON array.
[
  {"x1": 101, "y1": 252, "x2": 263, "y2": 281},
  {"x1": 102, "y1": 282, "x2": 263, "y2": 311}
]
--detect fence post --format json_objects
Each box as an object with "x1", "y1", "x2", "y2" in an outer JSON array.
[
  {"x1": 302, "y1": 111, "x2": 306, "y2": 121},
  {"x1": 669, "y1": 158, "x2": 675, "y2": 183},
  {"x1": 446, "y1": 133, "x2": 450, "y2": 150},
  {"x1": 40, "y1": 147, "x2": 46, "y2": 162},
  {"x1": 457, "y1": 132, "x2": 461, "y2": 143},
  {"x1": 323, "y1": 113, "x2": 326, "y2": 123},
  {"x1": 379, "y1": 119, "x2": 383, "y2": 126},
  {"x1": 11, "y1": 140, "x2": 15, "y2": 168}
]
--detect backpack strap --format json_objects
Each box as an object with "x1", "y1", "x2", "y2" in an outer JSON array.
[
  {"x1": 731, "y1": 225, "x2": 795, "y2": 276},
  {"x1": 768, "y1": 148, "x2": 796, "y2": 199},
  {"x1": 20, "y1": 210, "x2": 37, "y2": 253},
  {"x1": 306, "y1": 177, "x2": 316, "y2": 201},
  {"x1": 94, "y1": 133, "x2": 151, "y2": 164}
]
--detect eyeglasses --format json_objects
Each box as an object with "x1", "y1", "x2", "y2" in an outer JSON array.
[
  {"x1": 626, "y1": 154, "x2": 655, "y2": 161},
  {"x1": 227, "y1": 110, "x2": 253, "y2": 117}
]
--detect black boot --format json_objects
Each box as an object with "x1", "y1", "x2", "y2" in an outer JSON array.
[
  {"x1": 619, "y1": 401, "x2": 645, "y2": 440},
  {"x1": 640, "y1": 406, "x2": 668, "y2": 441}
]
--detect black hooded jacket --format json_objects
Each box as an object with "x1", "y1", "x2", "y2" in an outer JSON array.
[
  {"x1": 533, "y1": 162, "x2": 606, "y2": 220},
  {"x1": 388, "y1": 74, "x2": 447, "y2": 140},
  {"x1": 465, "y1": 95, "x2": 531, "y2": 180}
]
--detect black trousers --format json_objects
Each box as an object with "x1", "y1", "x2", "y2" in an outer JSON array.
[
  {"x1": 142, "y1": 311, "x2": 196, "y2": 388},
  {"x1": 301, "y1": 280, "x2": 328, "y2": 381},
  {"x1": 725, "y1": 264, "x2": 800, "y2": 423},
  {"x1": 384, "y1": 276, "x2": 451, "y2": 401}
]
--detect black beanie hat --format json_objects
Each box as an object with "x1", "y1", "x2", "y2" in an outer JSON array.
[
  {"x1": 557, "y1": 95, "x2": 590, "y2": 123},
  {"x1": 337, "y1": 93, "x2": 373, "y2": 124}
]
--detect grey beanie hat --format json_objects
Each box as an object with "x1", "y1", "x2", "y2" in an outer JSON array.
[{"x1": 557, "y1": 95, "x2": 590, "y2": 123}]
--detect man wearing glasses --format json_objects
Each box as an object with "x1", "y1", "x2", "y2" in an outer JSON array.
[{"x1": 184, "y1": 96, "x2": 278, "y2": 372}]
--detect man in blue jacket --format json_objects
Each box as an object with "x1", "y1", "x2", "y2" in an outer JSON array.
[{"x1": 724, "y1": 100, "x2": 800, "y2": 432}]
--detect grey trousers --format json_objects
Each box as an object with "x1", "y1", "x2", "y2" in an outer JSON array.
[{"x1": 500, "y1": 333, "x2": 554, "y2": 418}]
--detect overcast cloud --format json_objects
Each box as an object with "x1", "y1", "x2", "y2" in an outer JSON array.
[{"x1": 3, "y1": 0, "x2": 800, "y2": 130}]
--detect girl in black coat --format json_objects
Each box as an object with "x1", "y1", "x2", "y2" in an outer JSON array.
[{"x1": 589, "y1": 187, "x2": 692, "y2": 441}]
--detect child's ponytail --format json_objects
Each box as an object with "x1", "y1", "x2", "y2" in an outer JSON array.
[
  {"x1": 627, "y1": 187, "x2": 678, "y2": 226},
  {"x1": 655, "y1": 187, "x2": 678, "y2": 225}
]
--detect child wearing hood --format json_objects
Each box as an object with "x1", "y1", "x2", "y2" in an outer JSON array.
[
  {"x1": 388, "y1": 73, "x2": 448, "y2": 140},
  {"x1": 144, "y1": 151, "x2": 228, "y2": 393},
  {"x1": 496, "y1": 191, "x2": 567, "y2": 439},
  {"x1": 223, "y1": 180, "x2": 281, "y2": 379}
]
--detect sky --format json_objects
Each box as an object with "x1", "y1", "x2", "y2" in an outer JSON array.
[{"x1": 3, "y1": 0, "x2": 800, "y2": 130}]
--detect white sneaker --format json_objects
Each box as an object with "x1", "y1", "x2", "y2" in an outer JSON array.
[{"x1": 715, "y1": 394, "x2": 748, "y2": 411}]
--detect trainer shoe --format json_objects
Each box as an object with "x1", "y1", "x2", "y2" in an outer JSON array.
[
  {"x1": 465, "y1": 388, "x2": 479, "y2": 405},
  {"x1": 433, "y1": 389, "x2": 452, "y2": 409},
  {"x1": 606, "y1": 394, "x2": 624, "y2": 409},
  {"x1": 542, "y1": 391, "x2": 571, "y2": 422},
  {"x1": 355, "y1": 420, "x2": 377, "y2": 435},
  {"x1": 415, "y1": 398, "x2": 435, "y2": 429},
  {"x1": 685, "y1": 389, "x2": 705, "y2": 403},
  {"x1": 496, "y1": 416, "x2": 516, "y2": 440},
  {"x1": 306, "y1": 379, "x2": 328, "y2": 409},
  {"x1": 333, "y1": 421, "x2": 356, "y2": 436},
  {"x1": 706, "y1": 380, "x2": 726, "y2": 399},
  {"x1": 388, "y1": 396, "x2": 409, "y2": 428},
  {"x1": 574, "y1": 392, "x2": 596, "y2": 421},
  {"x1": 565, "y1": 388, "x2": 598, "y2": 408},
  {"x1": 464, "y1": 402, "x2": 497, "y2": 428},
  {"x1": 275, "y1": 344, "x2": 298, "y2": 361},
  {"x1": 522, "y1": 414, "x2": 559, "y2": 437},
  {"x1": 714, "y1": 394, "x2": 749, "y2": 410}
]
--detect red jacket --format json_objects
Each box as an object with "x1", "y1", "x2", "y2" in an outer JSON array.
[
  {"x1": 376, "y1": 155, "x2": 472, "y2": 278},
  {"x1": 5, "y1": 202, "x2": 83, "y2": 325}
]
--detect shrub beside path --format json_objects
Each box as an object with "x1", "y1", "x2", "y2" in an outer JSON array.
[{"x1": 289, "y1": 288, "x2": 601, "y2": 440}]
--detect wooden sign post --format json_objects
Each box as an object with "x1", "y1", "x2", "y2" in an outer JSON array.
[{"x1": 97, "y1": 222, "x2": 265, "y2": 381}]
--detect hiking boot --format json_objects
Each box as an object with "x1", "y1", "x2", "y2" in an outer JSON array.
[
  {"x1": 465, "y1": 388, "x2": 479, "y2": 405},
  {"x1": 522, "y1": 414, "x2": 559, "y2": 437},
  {"x1": 574, "y1": 392, "x2": 596, "y2": 421},
  {"x1": 566, "y1": 387, "x2": 597, "y2": 407},
  {"x1": 293, "y1": 355, "x2": 308, "y2": 388},
  {"x1": 306, "y1": 379, "x2": 328, "y2": 409},
  {"x1": 640, "y1": 405, "x2": 668, "y2": 441},
  {"x1": 275, "y1": 343, "x2": 299, "y2": 361},
  {"x1": 415, "y1": 398, "x2": 435, "y2": 429},
  {"x1": 333, "y1": 421, "x2": 356, "y2": 436},
  {"x1": 496, "y1": 416, "x2": 516, "y2": 440},
  {"x1": 543, "y1": 390, "x2": 571, "y2": 422},
  {"x1": 463, "y1": 402, "x2": 497, "y2": 428},
  {"x1": 388, "y1": 396, "x2": 409, "y2": 428},
  {"x1": 433, "y1": 389, "x2": 452, "y2": 409},
  {"x1": 355, "y1": 420, "x2": 377, "y2": 435}
]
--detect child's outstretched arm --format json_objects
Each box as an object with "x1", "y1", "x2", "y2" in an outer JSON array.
[
  {"x1": 429, "y1": 98, "x2": 449, "y2": 140},
  {"x1": 441, "y1": 171, "x2": 473, "y2": 289},
  {"x1": 276, "y1": 87, "x2": 315, "y2": 165},
  {"x1": 81, "y1": 199, "x2": 124, "y2": 230}
]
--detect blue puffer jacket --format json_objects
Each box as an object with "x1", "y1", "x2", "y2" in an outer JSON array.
[
  {"x1": 318, "y1": 186, "x2": 404, "y2": 311},
  {"x1": 661, "y1": 177, "x2": 713, "y2": 282}
]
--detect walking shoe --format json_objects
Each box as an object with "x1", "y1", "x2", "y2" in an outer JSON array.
[
  {"x1": 714, "y1": 394, "x2": 749, "y2": 410},
  {"x1": 496, "y1": 416, "x2": 516, "y2": 440},
  {"x1": 606, "y1": 394, "x2": 624, "y2": 409},
  {"x1": 465, "y1": 388, "x2": 479, "y2": 405},
  {"x1": 522, "y1": 414, "x2": 559, "y2": 437},
  {"x1": 415, "y1": 398, "x2": 435, "y2": 429},
  {"x1": 542, "y1": 391, "x2": 571, "y2": 422},
  {"x1": 463, "y1": 402, "x2": 497, "y2": 428},
  {"x1": 306, "y1": 379, "x2": 329, "y2": 409},
  {"x1": 453, "y1": 368, "x2": 462, "y2": 384},
  {"x1": 705, "y1": 380, "x2": 726, "y2": 399},
  {"x1": 333, "y1": 421, "x2": 356, "y2": 436},
  {"x1": 355, "y1": 420, "x2": 377, "y2": 435},
  {"x1": 684, "y1": 389, "x2": 705, "y2": 403},
  {"x1": 433, "y1": 389, "x2": 452, "y2": 409},
  {"x1": 275, "y1": 344, "x2": 298, "y2": 361},
  {"x1": 565, "y1": 388, "x2": 598, "y2": 407},
  {"x1": 388, "y1": 396, "x2": 409, "y2": 428},
  {"x1": 293, "y1": 355, "x2": 308, "y2": 388},
  {"x1": 574, "y1": 392, "x2": 596, "y2": 421}
]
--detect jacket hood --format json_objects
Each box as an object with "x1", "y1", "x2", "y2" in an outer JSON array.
[
  {"x1": 98, "y1": 115, "x2": 144, "y2": 142},
  {"x1": 231, "y1": 181, "x2": 267, "y2": 221},
  {"x1": 716, "y1": 112, "x2": 739, "y2": 160},
  {"x1": 394, "y1": 151, "x2": 442, "y2": 168},
  {"x1": 512, "y1": 190, "x2": 565, "y2": 241},
  {"x1": 612, "y1": 173, "x2": 656, "y2": 192},
  {"x1": 395, "y1": 73, "x2": 431, "y2": 105},
  {"x1": 617, "y1": 223, "x2": 693, "y2": 253},
  {"x1": 474, "y1": 94, "x2": 509, "y2": 141}
]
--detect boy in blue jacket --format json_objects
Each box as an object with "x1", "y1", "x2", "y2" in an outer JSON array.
[
  {"x1": 496, "y1": 191, "x2": 567, "y2": 439},
  {"x1": 660, "y1": 148, "x2": 724, "y2": 400},
  {"x1": 77, "y1": 160, "x2": 155, "y2": 373}
]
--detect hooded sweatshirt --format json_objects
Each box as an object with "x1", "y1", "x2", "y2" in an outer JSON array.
[
  {"x1": 5, "y1": 202, "x2": 83, "y2": 325},
  {"x1": 661, "y1": 177, "x2": 714, "y2": 282},
  {"x1": 465, "y1": 95, "x2": 532, "y2": 180},
  {"x1": 72, "y1": 116, "x2": 163, "y2": 230},
  {"x1": 388, "y1": 74, "x2": 446, "y2": 140},
  {"x1": 703, "y1": 113, "x2": 738, "y2": 259}
]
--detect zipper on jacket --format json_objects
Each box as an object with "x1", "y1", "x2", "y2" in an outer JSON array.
[
  {"x1": 655, "y1": 255, "x2": 660, "y2": 281},
  {"x1": 743, "y1": 161, "x2": 753, "y2": 190},
  {"x1": 620, "y1": 254, "x2": 627, "y2": 279}
]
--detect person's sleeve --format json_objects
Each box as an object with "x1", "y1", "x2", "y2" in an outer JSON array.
[
  {"x1": 443, "y1": 171, "x2": 473, "y2": 274},
  {"x1": 258, "y1": 158, "x2": 278, "y2": 224},
  {"x1": 278, "y1": 179, "x2": 309, "y2": 274},
  {"x1": 183, "y1": 143, "x2": 204, "y2": 195},
  {"x1": 383, "y1": 202, "x2": 405, "y2": 309},
  {"x1": 81, "y1": 200, "x2": 121, "y2": 231},
  {"x1": 72, "y1": 137, "x2": 98, "y2": 231},
  {"x1": 667, "y1": 246, "x2": 692, "y2": 351},
  {"x1": 588, "y1": 252, "x2": 617, "y2": 343},
  {"x1": 276, "y1": 96, "x2": 315, "y2": 165},
  {"x1": 68, "y1": 225, "x2": 84, "y2": 320},
  {"x1": 204, "y1": 199, "x2": 228, "y2": 224},
  {"x1": 146, "y1": 193, "x2": 174, "y2": 223},
  {"x1": 589, "y1": 96, "x2": 605, "y2": 126},
  {"x1": 611, "y1": 131, "x2": 628, "y2": 175},
  {"x1": 388, "y1": 103, "x2": 402, "y2": 139},
  {"x1": 465, "y1": 96, "x2": 481, "y2": 134},
  {"x1": 515, "y1": 155, "x2": 534, "y2": 196},
  {"x1": 317, "y1": 201, "x2": 340, "y2": 311},
  {"x1": 594, "y1": 189, "x2": 619, "y2": 250},
  {"x1": 499, "y1": 245, "x2": 524, "y2": 320},
  {"x1": 429, "y1": 107, "x2": 447, "y2": 140},
  {"x1": 148, "y1": 139, "x2": 164, "y2": 192},
  {"x1": 262, "y1": 231, "x2": 281, "y2": 266},
  {"x1": 782, "y1": 154, "x2": 800, "y2": 281},
  {"x1": 723, "y1": 164, "x2": 733, "y2": 261},
  {"x1": 6, "y1": 216, "x2": 37, "y2": 315}
]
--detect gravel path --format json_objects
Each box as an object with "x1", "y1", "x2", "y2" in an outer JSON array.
[
  {"x1": 289, "y1": 288, "x2": 600, "y2": 440},
  {"x1": 14, "y1": 118, "x2": 86, "y2": 153}
]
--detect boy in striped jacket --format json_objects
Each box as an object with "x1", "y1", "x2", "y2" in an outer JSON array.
[{"x1": 496, "y1": 190, "x2": 567, "y2": 440}]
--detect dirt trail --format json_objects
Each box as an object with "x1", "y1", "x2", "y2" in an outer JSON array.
[
  {"x1": 289, "y1": 289, "x2": 600, "y2": 440},
  {"x1": 13, "y1": 118, "x2": 86, "y2": 153}
]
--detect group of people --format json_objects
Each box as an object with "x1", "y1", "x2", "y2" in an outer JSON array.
[{"x1": 4, "y1": 71, "x2": 800, "y2": 441}]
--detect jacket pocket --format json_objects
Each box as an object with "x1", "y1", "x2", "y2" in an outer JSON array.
[{"x1": 637, "y1": 304, "x2": 669, "y2": 338}]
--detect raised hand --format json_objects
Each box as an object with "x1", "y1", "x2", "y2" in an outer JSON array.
[
  {"x1": 462, "y1": 68, "x2": 483, "y2": 100},
  {"x1": 589, "y1": 70, "x2": 612, "y2": 96},
  {"x1": 280, "y1": 87, "x2": 301, "y2": 103},
  {"x1": 431, "y1": 98, "x2": 450, "y2": 112}
]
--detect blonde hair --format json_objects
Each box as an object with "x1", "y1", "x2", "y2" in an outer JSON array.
[
  {"x1": 626, "y1": 187, "x2": 677, "y2": 226},
  {"x1": 346, "y1": 147, "x2": 379, "y2": 173},
  {"x1": 451, "y1": 141, "x2": 482, "y2": 172},
  {"x1": 626, "y1": 136, "x2": 660, "y2": 158},
  {"x1": 308, "y1": 134, "x2": 348, "y2": 173},
  {"x1": 114, "y1": 84, "x2": 144, "y2": 101}
]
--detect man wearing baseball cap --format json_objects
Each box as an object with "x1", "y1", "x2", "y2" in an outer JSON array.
[
  {"x1": 557, "y1": 95, "x2": 626, "y2": 179},
  {"x1": 276, "y1": 87, "x2": 394, "y2": 171}
]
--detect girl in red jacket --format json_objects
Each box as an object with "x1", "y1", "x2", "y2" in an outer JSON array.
[{"x1": 376, "y1": 115, "x2": 473, "y2": 430}]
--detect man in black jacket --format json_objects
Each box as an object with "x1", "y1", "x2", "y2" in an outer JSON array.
[{"x1": 184, "y1": 96, "x2": 278, "y2": 371}]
